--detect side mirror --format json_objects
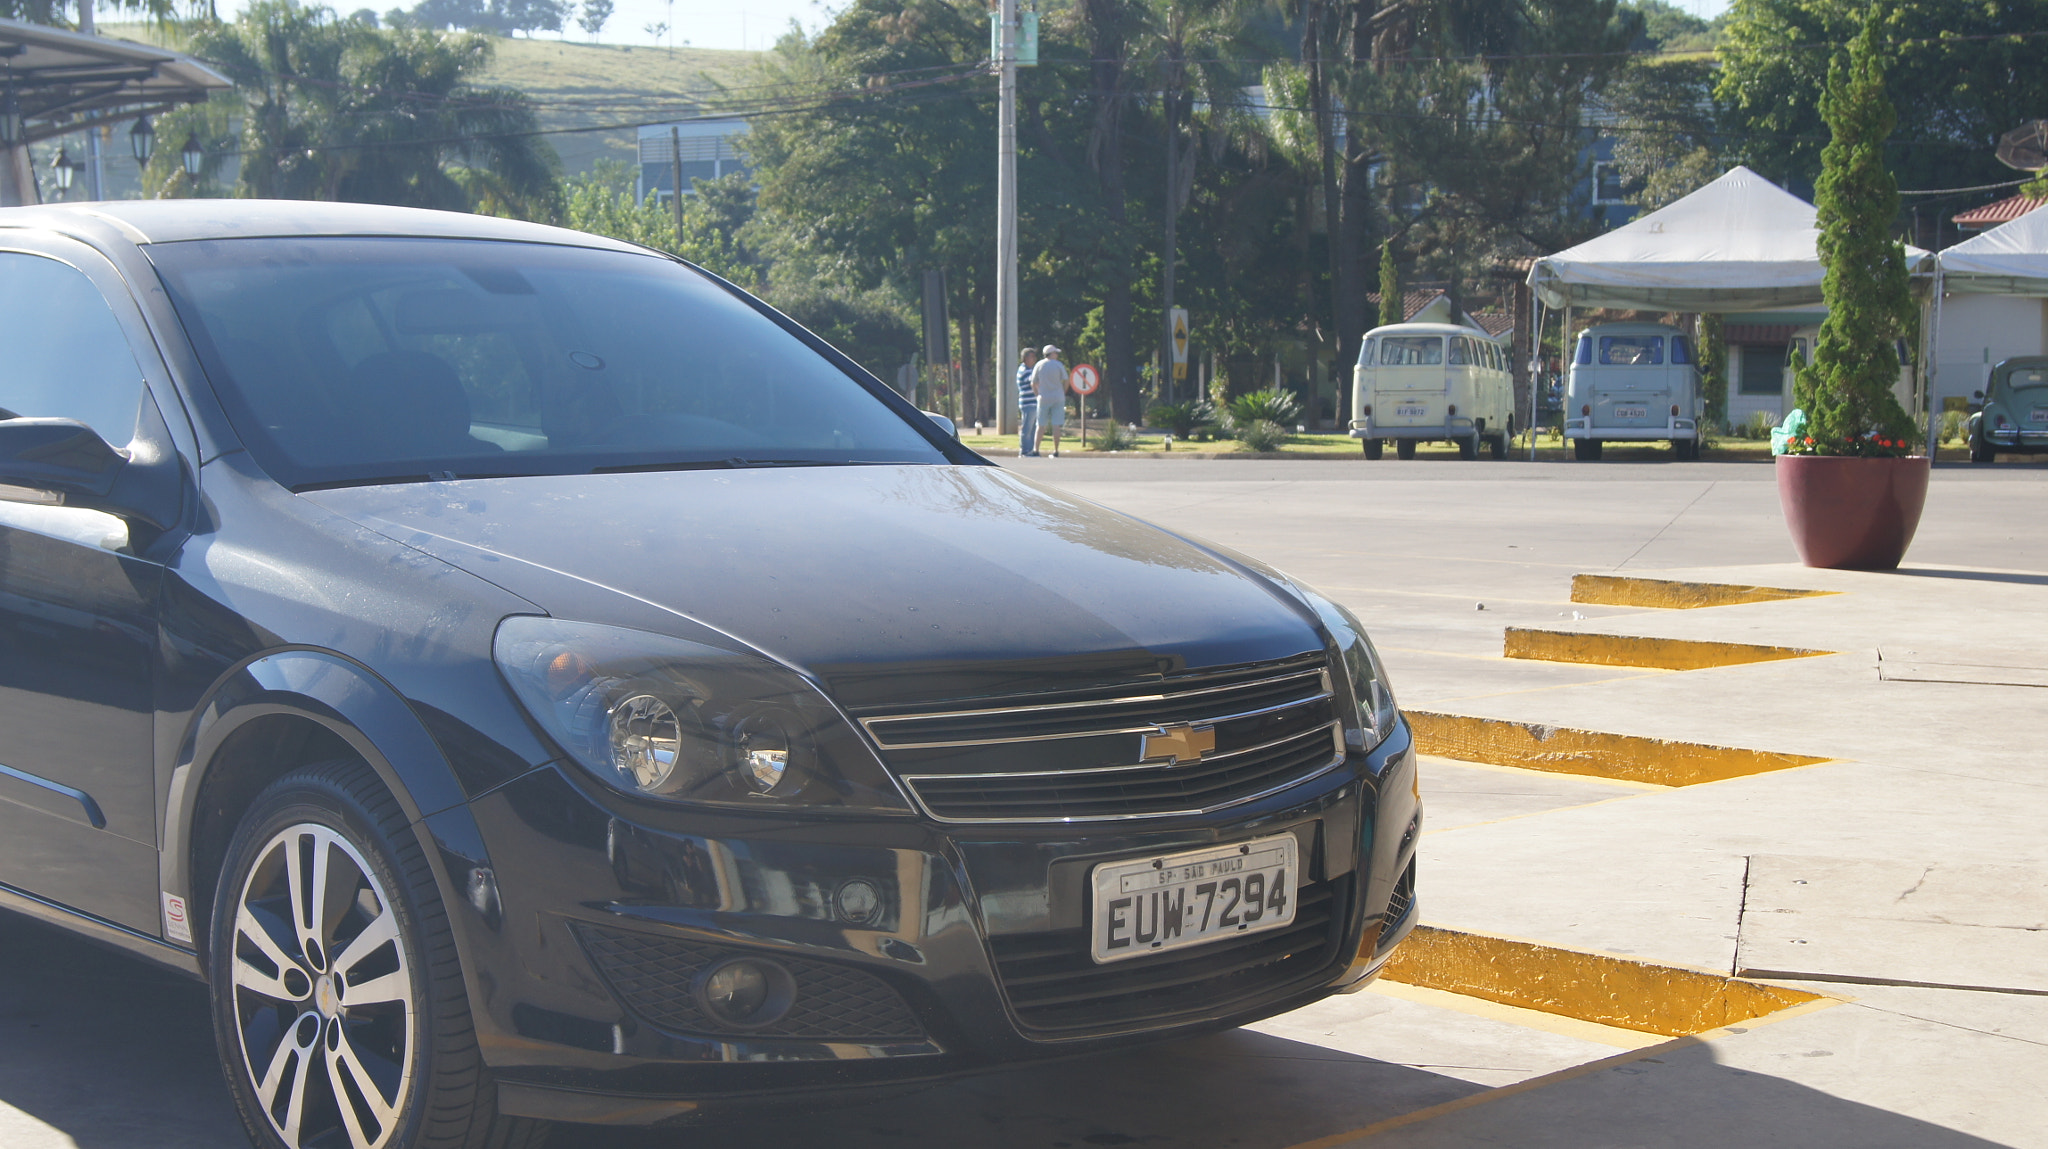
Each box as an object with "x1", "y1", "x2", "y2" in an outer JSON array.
[
  {"x1": 0, "y1": 418, "x2": 127, "y2": 502},
  {"x1": 1973, "y1": 391, "x2": 1985, "y2": 401},
  {"x1": 922, "y1": 411, "x2": 958, "y2": 438}
]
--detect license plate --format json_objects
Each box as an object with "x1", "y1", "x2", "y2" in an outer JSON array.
[
  {"x1": 1612, "y1": 405, "x2": 1648, "y2": 418},
  {"x1": 1090, "y1": 835, "x2": 1298, "y2": 964},
  {"x1": 1395, "y1": 405, "x2": 1427, "y2": 418},
  {"x1": 2031, "y1": 408, "x2": 2048, "y2": 425}
]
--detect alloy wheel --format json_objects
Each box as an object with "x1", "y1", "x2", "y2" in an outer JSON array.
[{"x1": 230, "y1": 822, "x2": 417, "y2": 1149}]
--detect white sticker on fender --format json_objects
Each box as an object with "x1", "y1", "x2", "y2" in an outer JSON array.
[{"x1": 162, "y1": 892, "x2": 193, "y2": 945}]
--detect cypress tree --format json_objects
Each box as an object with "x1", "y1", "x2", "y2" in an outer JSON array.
[
  {"x1": 1378, "y1": 240, "x2": 1402, "y2": 328},
  {"x1": 1795, "y1": 12, "x2": 1917, "y2": 455}
]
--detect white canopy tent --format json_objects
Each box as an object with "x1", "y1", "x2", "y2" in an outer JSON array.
[
  {"x1": 1938, "y1": 204, "x2": 2048, "y2": 297},
  {"x1": 1523, "y1": 166, "x2": 1936, "y2": 454}
]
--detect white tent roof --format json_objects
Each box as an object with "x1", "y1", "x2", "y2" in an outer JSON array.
[
  {"x1": 1938, "y1": 203, "x2": 2048, "y2": 297},
  {"x1": 1529, "y1": 166, "x2": 1933, "y2": 312}
]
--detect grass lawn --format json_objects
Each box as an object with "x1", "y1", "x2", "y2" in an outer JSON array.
[{"x1": 953, "y1": 428, "x2": 1797, "y2": 463}]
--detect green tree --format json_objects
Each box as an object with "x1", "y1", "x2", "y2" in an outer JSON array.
[
  {"x1": 1794, "y1": 15, "x2": 1915, "y2": 455},
  {"x1": 1717, "y1": 0, "x2": 2048, "y2": 193},
  {"x1": 558, "y1": 159, "x2": 757, "y2": 287},
  {"x1": 1377, "y1": 238, "x2": 1400, "y2": 327},
  {"x1": 1607, "y1": 57, "x2": 1726, "y2": 211},
  {"x1": 185, "y1": 3, "x2": 561, "y2": 215}
]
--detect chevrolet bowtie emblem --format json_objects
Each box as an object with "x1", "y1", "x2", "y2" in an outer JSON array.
[{"x1": 1141, "y1": 723, "x2": 1216, "y2": 766}]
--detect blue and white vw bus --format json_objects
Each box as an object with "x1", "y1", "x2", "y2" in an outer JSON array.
[{"x1": 1564, "y1": 323, "x2": 1704, "y2": 460}]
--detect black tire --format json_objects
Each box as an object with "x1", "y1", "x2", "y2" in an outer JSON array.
[
  {"x1": 1671, "y1": 438, "x2": 1693, "y2": 461},
  {"x1": 1396, "y1": 438, "x2": 1417, "y2": 460},
  {"x1": 1457, "y1": 434, "x2": 1478, "y2": 460},
  {"x1": 209, "y1": 759, "x2": 550, "y2": 1149},
  {"x1": 1970, "y1": 434, "x2": 1994, "y2": 464},
  {"x1": 1573, "y1": 438, "x2": 1601, "y2": 461},
  {"x1": 1363, "y1": 439, "x2": 1383, "y2": 459},
  {"x1": 1488, "y1": 432, "x2": 1506, "y2": 460}
]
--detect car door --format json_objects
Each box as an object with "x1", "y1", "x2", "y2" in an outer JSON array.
[{"x1": 0, "y1": 243, "x2": 168, "y2": 933}]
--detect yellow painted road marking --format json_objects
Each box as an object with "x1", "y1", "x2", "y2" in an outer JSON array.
[
  {"x1": 1378, "y1": 924, "x2": 1826, "y2": 1038},
  {"x1": 1363, "y1": 980, "x2": 1666, "y2": 1050},
  {"x1": 1406, "y1": 710, "x2": 1829, "y2": 787},
  {"x1": 1503, "y1": 627, "x2": 1833, "y2": 670},
  {"x1": 1570, "y1": 573, "x2": 1838, "y2": 610}
]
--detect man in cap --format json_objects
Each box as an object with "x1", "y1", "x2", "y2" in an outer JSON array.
[{"x1": 1030, "y1": 344, "x2": 1070, "y2": 456}]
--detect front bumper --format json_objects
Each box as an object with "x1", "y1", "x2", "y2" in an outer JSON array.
[{"x1": 454, "y1": 720, "x2": 1421, "y2": 1125}]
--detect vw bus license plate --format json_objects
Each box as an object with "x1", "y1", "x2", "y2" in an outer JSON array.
[
  {"x1": 1395, "y1": 404, "x2": 1428, "y2": 418},
  {"x1": 1090, "y1": 835, "x2": 1298, "y2": 963},
  {"x1": 1613, "y1": 405, "x2": 1648, "y2": 418}
]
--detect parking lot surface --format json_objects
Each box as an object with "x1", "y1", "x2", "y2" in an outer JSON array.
[{"x1": 4, "y1": 456, "x2": 2043, "y2": 1148}]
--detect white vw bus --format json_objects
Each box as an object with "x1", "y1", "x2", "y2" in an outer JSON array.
[
  {"x1": 1564, "y1": 322, "x2": 1704, "y2": 460},
  {"x1": 1350, "y1": 322, "x2": 1515, "y2": 459}
]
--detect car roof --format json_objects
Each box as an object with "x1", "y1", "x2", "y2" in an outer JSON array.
[
  {"x1": 1364, "y1": 323, "x2": 1496, "y2": 338},
  {"x1": 0, "y1": 199, "x2": 649, "y2": 254},
  {"x1": 1577, "y1": 322, "x2": 1684, "y2": 335}
]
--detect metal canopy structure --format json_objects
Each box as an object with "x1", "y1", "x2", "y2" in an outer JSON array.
[{"x1": 1, "y1": 16, "x2": 229, "y2": 205}]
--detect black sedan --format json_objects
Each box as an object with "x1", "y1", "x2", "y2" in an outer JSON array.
[{"x1": 0, "y1": 200, "x2": 1418, "y2": 1149}]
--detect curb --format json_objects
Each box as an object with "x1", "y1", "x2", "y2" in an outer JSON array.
[
  {"x1": 1379, "y1": 924, "x2": 1827, "y2": 1037},
  {"x1": 1569, "y1": 574, "x2": 1838, "y2": 610},
  {"x1": 1502, "y1": 627, "x2": 1833, "y2": 671},
  {"x1": 1406, "y1": 710, "x2": 1829, "y2": 786}
]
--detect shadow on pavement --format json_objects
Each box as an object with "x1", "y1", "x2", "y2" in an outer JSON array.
[
  {"x1": 0, "y1": 912, "x2": 241, "y2": 1148},
  {"x1": 1364, "y1": 1037, "x2": 2015, "y2": 1149},
  {"x1": 552, "y1": 1025, "x2": 1487, "y2": 1149},
  {"x1": 1892, "y1": 567, "x2": 2048, "y2": 587}
]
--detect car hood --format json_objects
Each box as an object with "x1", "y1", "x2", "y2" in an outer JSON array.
[{"x1": 304, "y1": 465, "x2": 1322, "y2": 706}]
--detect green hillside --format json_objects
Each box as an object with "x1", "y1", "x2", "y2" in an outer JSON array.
[
  {"x1": 474, "y1": 37, "x2": 764, "y2": 176},
  {"x1": 101, "y1": 25, "x2": 763, "y2": 180}
]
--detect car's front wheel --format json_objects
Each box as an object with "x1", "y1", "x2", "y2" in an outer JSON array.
[{"x1": 210, "y1": 760, "x2": 548, "y2": 1149}]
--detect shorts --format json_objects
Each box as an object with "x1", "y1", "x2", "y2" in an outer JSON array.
[{"x1": 1040, "y1": 399, "x2": 1066, "y2": 427}]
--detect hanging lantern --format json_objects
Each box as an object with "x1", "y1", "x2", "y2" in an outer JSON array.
[
  {"x1": 51, "y1": 144, "x2": 76, "y2": 192},
  {"x1": 130, "y1": 114, "x2": 155, "y2": 163},
  {"x1": 180, "y1": 133, "x2": 204, "y2": 177}
]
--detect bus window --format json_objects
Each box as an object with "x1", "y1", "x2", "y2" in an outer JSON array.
[
  {"x1": 1448, "y1": 337, "x2": 1472, "y2": 365},
  {"x1": 1357, "y1": 337, "x2": 1378, "y2": 367},
  {"x1": 1575, "y1": 334, "x2": 1592, "y2": 365},
  {"x1": 1382, "y1": 336, "x2": 1444, "y2": 366},
  {"x1": 1599, "y1": 336, "x2": 1664, "y2": 365},
  {"x1": 1671, "y1": 335, "x2": 1693, "y2": 364}
]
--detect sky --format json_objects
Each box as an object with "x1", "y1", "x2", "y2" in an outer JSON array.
[{"x1": 175, "y1": 0, "x2": 1734, "y2": 54}]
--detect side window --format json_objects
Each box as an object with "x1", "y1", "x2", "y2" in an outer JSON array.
[
  {"x1": 0, "y1": 252, "x2": 147, "y2": 444},
  {"x1": 1575, "y1": 335, "x2": 1592, "y2": 365},
  {"x1": 1448, "y1": 338, "x2": 1471, "y2": 365},
  {"x1": 1671, "y1": 335, "x2": 1693, "y2": 365}
]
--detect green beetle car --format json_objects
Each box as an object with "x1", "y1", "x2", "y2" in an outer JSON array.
[{"x1": 1970, "y1": 356, "x2": 2048, "y2": 463}]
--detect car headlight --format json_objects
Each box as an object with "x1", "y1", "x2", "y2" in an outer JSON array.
[
  {"x1": 1290, "y1": 585, "x2": 1400, "y2": 756},
  {"x1": 494, "y1": 617, "x2": 910, "y2": 812}
]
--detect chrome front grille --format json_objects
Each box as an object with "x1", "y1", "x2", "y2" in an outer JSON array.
[{"x1": 857, "y1": 654, "x2": 1345, "y2": 823}]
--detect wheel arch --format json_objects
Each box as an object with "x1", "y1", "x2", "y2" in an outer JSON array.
[{"x1": 164, "y1": 649, "x2": 494, "y2": 975}]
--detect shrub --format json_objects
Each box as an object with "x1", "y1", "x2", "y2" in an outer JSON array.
[
  {"x1": 1235, "y1": 419, "x2": 1291, "y2": 452},
  {"x1": 1225, "y1": 389, "x2": 1303, "y2": 430},
  {"x1": 1744, "y1": 410, "x2": 1779, "y2": 440},
  {"x1": 1938, "y1": 409, "x2": 1967, "y2": 444},
  {"x1": 1146, "y1": 400, "x2": 1218, "y2": 439},
  {"x1": 1091, "y1": 422, "x2": 1140, "y2": 451}
]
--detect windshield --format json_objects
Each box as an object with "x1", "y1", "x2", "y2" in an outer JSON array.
[
  {"x1": 1380, "y1": 336, "x2": 1444, "y2": 366},
  {"x1": 1995, "y1": 365, "x2": 2048, "y2": 398},
  {"x1": 149, "y1": 237, "x2": 948, "y2": 488},
  {"x1": 1598, "y1": 336, "x2": 1664, "y2": 366}
]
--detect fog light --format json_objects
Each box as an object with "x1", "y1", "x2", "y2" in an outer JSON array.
[{"x1": 696, "y1": 958, "x2": 794, "y2": 1028}]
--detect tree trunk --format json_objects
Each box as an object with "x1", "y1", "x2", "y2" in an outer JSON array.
[{"x1": 1082, "y1": 0, "x2": 1141, "y2": 424}]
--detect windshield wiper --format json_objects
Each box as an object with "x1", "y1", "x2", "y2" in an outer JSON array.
[{"x1": 592, "y1": 457, "x2": 869, "y2": 474}]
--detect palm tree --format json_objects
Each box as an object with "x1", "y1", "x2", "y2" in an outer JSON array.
[{"x1": 188, "y1": 2, "x2": 562, "y2": 217}]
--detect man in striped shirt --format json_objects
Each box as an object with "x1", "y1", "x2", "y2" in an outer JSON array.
[{"x1": 1016, "y1": 346, "x2": 1042, "y2": 456}]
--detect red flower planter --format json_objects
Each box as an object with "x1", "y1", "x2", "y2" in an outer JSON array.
[{"x1": 1774, "y1": 454, "x2": 1931, "y2": 570}]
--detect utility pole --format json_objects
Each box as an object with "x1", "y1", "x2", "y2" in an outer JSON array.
[
  {"x1": 994, "y1": 0, "x2": 1019, "y2": 434},
  {"x1": 79, "y1": 0, "x2": 103, "y2": 201},
  {"x1": 669, "y1": 126, "x2": 685, "y2": 248}
]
